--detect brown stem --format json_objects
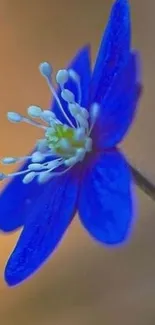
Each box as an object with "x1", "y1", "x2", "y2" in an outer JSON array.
[{"x1": 130, "y1": 165, "x2": 155, "y2": 201}]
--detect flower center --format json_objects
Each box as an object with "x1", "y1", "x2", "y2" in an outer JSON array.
[
  {"x1": 46, "y1": 124, "x2": 85, "y2": 155},
  {"x1": 0, "y1": 62, "x2": 99, "y2": 184}
]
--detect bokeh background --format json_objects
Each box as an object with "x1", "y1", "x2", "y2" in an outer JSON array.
[{"x1": 0, "y1": 0, "x2": 155, "y2": 324}]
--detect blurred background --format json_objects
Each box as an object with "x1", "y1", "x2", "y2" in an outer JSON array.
[{"x1": 0, "y1": 0, "x2": 155, "y2": 324}]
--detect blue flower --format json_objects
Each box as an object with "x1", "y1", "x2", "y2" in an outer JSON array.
[{"x1": 0, "y1": 0, "x2": 142, "y2": 286}]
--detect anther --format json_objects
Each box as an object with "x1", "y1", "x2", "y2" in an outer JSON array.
[
  {"x1": 68, "y1": 103, "x2": 80, "y2": 116},
  {"x1": 38, "y1": 172, "x2": 52, "y2": 184},
  {"x1": 27, "y1": 106, "x2": 42, "y2": 118},
  {"x1": 40, "y1": 110, "x2": 56, "y2": 124},
  {"x1": 61, "y1": 89, "x2": 75, "y2": 103},
  {"x1": 68, "y1": 69, "x2": 81, "y2": 104},
  {"x1": 28, "y1": 163, "x2": 44, "y2": 171},
  {"x1": 31, "y1": 151, "x2": 45, "y2": 163},
  {"x1": 85, "y1": 137, "x2": 92, "y2": 152},
  {"x1": 1, "y1": 157, "x2": 18, "y2": 164},
  {"x1": 76, "y1": 148, "x2": 86, "y2": 162},
  {"x1": 76, "y1": 114, "x2": 88, "y2": 129},
  {"x1": 37, "y1": 139, "x2": 49, "y2": 153},
  {"x1": 90, "y1": 103, "x2": 100, "y2": 121},
  {"x1": 39, "y1": 62, "x2": 52, "y2": 79},
  {"x1": 81, "y1": 108, "x2": 89, "y2": 120},
  {"x1": 41, "y1": 110, "x2": 55, "y2": 119},
  {"x1": 7, "y1": 112, "x2": 22, "y2": 123},
  {"x1": 68, "y1": 69, "x2": 80, "y2": 82},
  {"x1": 23, "y1": 172, "x2": 36, "y2": 184},
  {"x1": 64, "y1": 156, "x2": 77, "y2": 167},
  {"x1": 73, "y1": 127, "x2": 85, "y2": 141},
  {"x1": 56, "y1": 70, "x2": 69, "y2": 87}
]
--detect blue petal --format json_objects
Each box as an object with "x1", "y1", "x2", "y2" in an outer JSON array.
[
  {"x1": 0, "y1": 159, "x2": 39, "y2": 231},
  {"x1": 78, "y1": 150, "x2": 134, "y2": 245},
  {"x1": 0, "y1": 154, "x2": 59, "y2": 232},
  {"x1": 92, "y1": 52, "x2": 142, "y2": 149},
  {"x1": 52, "y1": 45, "x2": 91, "y2": 125},
  {"x1": 5, "y1": 170, "x2": 79, "y2": 286},
  {"x1": 90, "y1": 0, "x2": 130, "y2": 104}
]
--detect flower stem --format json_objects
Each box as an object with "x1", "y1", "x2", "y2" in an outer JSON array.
[{"x1": 130, "y1": 164, "x2": 155, "y2": 201}]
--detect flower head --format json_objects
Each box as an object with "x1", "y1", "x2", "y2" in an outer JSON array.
[{"x1": 0, "y1": 0, "x2": 142, "y2": 286}]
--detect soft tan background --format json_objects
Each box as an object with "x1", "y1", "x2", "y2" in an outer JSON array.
[{"x1": 0, "y1": 0, "x2": 155, "y2": 324}]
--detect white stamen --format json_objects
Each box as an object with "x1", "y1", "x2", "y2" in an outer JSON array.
[
  {"x1": 40, "y1": 110, "x2": 56, "y2": 123},
  {"x1": 1, "y1": 157, "x2": 18, "y2": 164},
  {"x1": 81, "y1": 108, "x2": 89, "y2": 120},
  {"x1": 68, "y1": 103, "x2": 80, "y2": 116},
  {"x1": 27, "y1": 105, "x2": 42, "y2": 118},
  {"x1": 46, "y1": 158, "x2": 63, "y2": 170},
  {"x1": 2, "y1": 155, "x2": 31, "y2": 164},
  {"x1": 40, "y1": 67, "x2": 75, "y2": 128},
  {"x1": 68, "y1": 69, "x2": 80, "y2": 82},
  {"x1": 76, "y1": 114, "x2": 88, "y2": 129},
  {"x1": 45, "y1": 127, "x2": 55, "y2": 136},
  {"x1": 22, "y1": 117, "x2": 47, "y2": 130},
  {"x1": 56, "y1": 70, "x2": 69, "y2": 87},
  {"x1": 64, "y1": 156, "x2": 78, "y2": 167},
  {"x1": 90, "y1": 103, "x2": 100, "y2": 121},
  {"x1": 89, "y1": 103, "x2": 100, "y2": 134},
  {"x1": 39, "y1": 62, "x2": 52, "y2": 79},
  {"x1": 73, "y1": 127, "x2": 85, "y2": 141},
  {"x1": 7, "y1": 169, "x2": 30, "y2": 177},
  {"x1": 7, "y1": 112, "x2": 22, "y2": 123},
  {"x1": 61, "y1": 89, "x2": 75, "y2": 103},
  {"x1": 31, "y1": 151, "x2": 45, "y2": 163},
  {"x1": 76, "y1": 148, "x2": 86, "y2": 162},
  {"x1": 51, "y1": 164, "x2": 77, "y2": 177},
  {"x1": 0, "y1": 168, "x2": 33, "y2": 180},
  {"x1": 1, "y1": 63, "x2": 99, "y2": 186},
  {"x1": 23, "y1": 172, "x2": 36, "y2": 184},
  {"x1": 37, "y1": 158, "x2": 65, "y2": 183},
  {"x1": 28, "y1": 163, "x2": 44, "y2": 171},
  {"x1": 37, "y1": 139, "x2": 49, "y2": 153},
  {"x1": 37, "y1": 172, "x2": 52, "y2": 184},
  {"x1": 85, "y1": 137, "x2": 92, "y2": 152},
  {"x1": 68, "y1": 69, "x2": 82, "y2": 105}
]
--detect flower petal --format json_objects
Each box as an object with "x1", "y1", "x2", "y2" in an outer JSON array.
[
  {"x1": 78, "y1": 150, "x2": 134, "y2": 245},
  {"x1": 90, "y1": 0, "x2": 130, "y2": 103},
  {"x1": 0, "y1": 153, "x2": 64, "y2": 232},
  {"x1": 93, "y1": 52, "x2": 142, "y2": 149},
  {"x1": 52, "y1": 45, "x2": 91, "y2": 125},
  {"x1": 5, "y1": 170, "x2": 79, "y2": 286},
  {"x1": 0, "y1": 157, "x2": 46, "y2": 232}
]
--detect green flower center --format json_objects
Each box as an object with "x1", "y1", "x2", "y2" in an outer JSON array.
[{"x1": 46, "y1": 124, "x2": 85, "y2": 157}]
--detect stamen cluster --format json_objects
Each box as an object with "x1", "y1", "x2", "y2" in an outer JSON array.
[{"x1": 0, "y1": 62, "x2": 99, "y2": 184}]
